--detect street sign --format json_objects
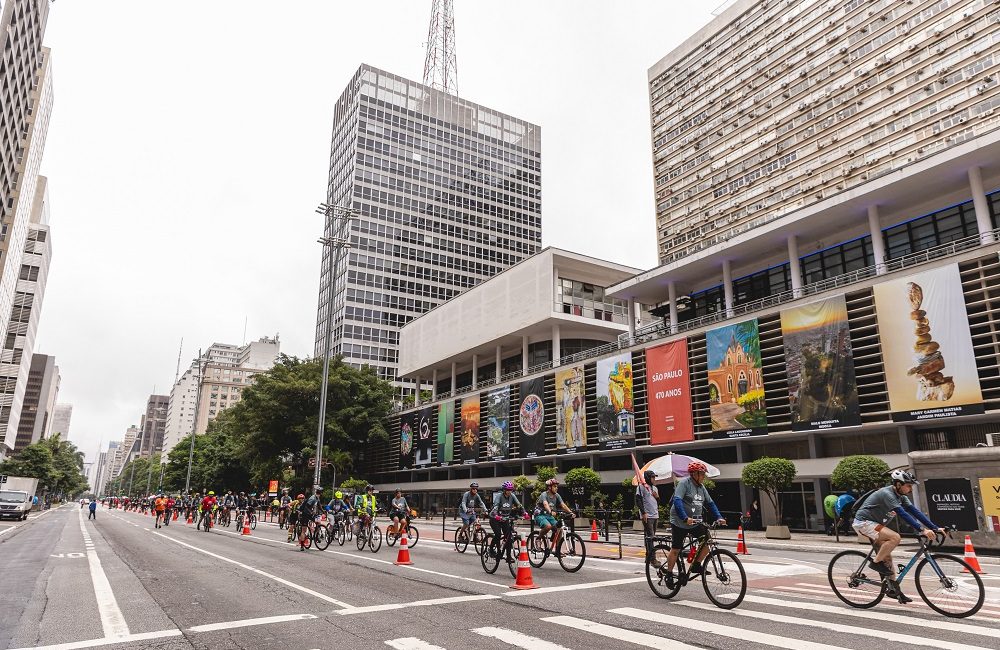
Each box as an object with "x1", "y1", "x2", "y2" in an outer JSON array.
[{"x1": 307, "y1": 459, "x2": 331, "y2": 468}]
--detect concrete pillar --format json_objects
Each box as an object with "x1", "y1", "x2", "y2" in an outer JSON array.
[
  {"x1": 431, "y1": 369, "x2": 438, "y2": 401},
  {"x1": 522, "y1": 336, "x2": 529, "y2": 375},
  {"x1": 722, "y1": 259, "x2": 734, "y2": 316},
  {"x1": 627, "y1": 299, "x2": 636, "y2": 339},
  {"x1": 471, "y1": 355, "x2": 478, "y2": 387},
  {"x1": 969, "y1": 166, "x2": 995, "y2": 244},
  {"x1": 787, "y1": 235, "x2": 802, "y2": 296},
  {"x1": 897, "y1": 425, "x2": 912, "y2": 454},
  {"x1": 450, "y1": 361, "x2": 457, "y2": 396},
  {"x1": 868, "y1": 205, "x2": 887, "y2": 275},
  {"x1": 668, "y1": 281, "x2": 678, "y2": 334},
  {"x1": 495, "y1": 345, "x2": 502, "y2": 382},
  {"x1": 414, "y1": 375, "x2": 420, "y2": 406},
  {"x1": 552, "y1": 323, "x2": 561, "y2": 367}
]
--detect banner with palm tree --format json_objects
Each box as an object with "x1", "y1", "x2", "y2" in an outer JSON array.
[{"x1": 705, "y1": 319, "x2": 767, "y2": 438}]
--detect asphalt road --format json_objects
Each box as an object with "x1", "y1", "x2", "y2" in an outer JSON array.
[{"x1": 2, "y1": 504, "x2": 999, "y2": 650}]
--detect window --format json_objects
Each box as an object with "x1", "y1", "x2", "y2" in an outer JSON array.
[
  {"x1": 884, "y1": 201, "x2": 978, "y2": 259},
  {"x1": 801, "y1": 236, "x2": 874, "y2": 284}
]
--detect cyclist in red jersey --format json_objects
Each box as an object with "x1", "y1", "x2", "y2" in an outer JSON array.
[{"x1": 198, "y1": 491, "x2": 218, "y2": 531}]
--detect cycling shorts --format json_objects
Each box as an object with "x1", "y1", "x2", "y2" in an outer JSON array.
[
  {"x1": 852, "y1": 519, "x2": 882, "y2": 541},
  {"x1": 534, "y1": 513, "x2": 558, "y2": 528},
  {"x1": 389, "y1": 509, "x2": 408, "y2": 520},
  {"x1": 670, "y1": 522, "x2": 707, "y2": 550},
  {"x1": 459, "y1": 512, "x2": 477, "y2": 526}
]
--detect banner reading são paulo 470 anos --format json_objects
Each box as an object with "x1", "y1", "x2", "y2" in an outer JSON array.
[
  {"x1": 646, "y1": 340, "x2": 694, "y2": 444},
  {"x1": 873, "y1": 263, "x2": 984, "y2": 421}
]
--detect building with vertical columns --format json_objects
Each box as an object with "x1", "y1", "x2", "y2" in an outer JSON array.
[
  {"x1": 12, "y1": 352, "x2": 58, "y2": 451},
  {"x1": 138, "y1": 394, "x2": 169, "y2": 457}
]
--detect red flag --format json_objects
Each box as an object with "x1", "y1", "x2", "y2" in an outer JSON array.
[{"x1": 631, "y1": 452, "x2": 646, "y2": 488}]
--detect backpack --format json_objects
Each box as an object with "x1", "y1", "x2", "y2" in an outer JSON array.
[{"x1": 839, "y1": 488, "x2": 877, "y2": 523}]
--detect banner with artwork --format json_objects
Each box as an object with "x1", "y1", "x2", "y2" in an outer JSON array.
[
  {"x1": 873, "y1": 264, "x2": 984, "y2": 421},
  {"x1": 486, "y1": 387, "x2": 511, "y2": 461},
  {"x1": 414, "y1": 407, "x2": 434, "y2": 466},
  {"x1": 555, "y1": 365, "x2": 586, "y2": 453},
  {"x1": 460, "y1": 394, "x2": 480, "y2": 464},
  {"x1": 437, "y1": 400, "x2": 455, "y2": 465},
  {"x1": 399, "y1": 411, "x2": 416, "y2": 469},
  {"x1": 596, "y1": 353, "x2": 635, "y2": 450},
  {"x1": 706, "y1": 319, "x2": 767, "y2": 438},
  {"x1": 646, "y1": 340, "x2": 694, "y2": 444},
  {"x1": 780, "y1": 296, "x2": 861, "y2": 431},
  {"x1": 518, "y1": 377, "x2": 546, "y2": 458}
]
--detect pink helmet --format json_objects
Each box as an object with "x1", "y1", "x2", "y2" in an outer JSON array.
[
  {"x1": 687, "y1": 461, "x2": 708, "y2": 474},
  {"x1": 501, "y1": 480, "x2": 514, "y2": 491}
]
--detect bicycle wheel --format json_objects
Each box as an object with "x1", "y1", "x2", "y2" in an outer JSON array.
[
  {"x1": 506, "y1": 540, "x2": 519, "y2": 579},
  {"x1": 645, "y1": 544, "x2": 682, "y2": 599},
  {"x1": 455, "y1": 527, "x2": 470, "y2": 553},
  {"x1": 314, "y1": 524, "x2": 333, "y2": 551},
  {"x1": 827, "y1": 550, "x2": 885, "y2": 608},
  {"x1": 336, "y1": 522, "x2": 346, "y2": 546},
  {"x1": 356, "y1": 528, "x2": 366, "y2": 550},
  {"x1": 557, "y1": 532, "x2": 586, "y2": 573},
  {"x1": 526, "y1": 531, "x2": 548, "y2": 568},
  {"x1": 407, "y1": 525, "x2": 419, "y2": 548},
  {"x1": 480, "y1": 534, "x2": 500, "y2": 574},
  {"x1": 472, "y1": 527, "x2": 486, "y2": 555},
  {"x1": 250, "y1": 513, "x2": 257, "y2": 530},
  {"x1": 386, "y1": 525, "x2": 398, "y2": 547},
  {"x1": 702, "y1": 548, "x2": 747, "y2": 609},
  {"x1": 914, "y1": 553, "x2": 984, "y2": 618},
  {"x1": 369, "y1": 526, "x2": 382, "y2": 552}
]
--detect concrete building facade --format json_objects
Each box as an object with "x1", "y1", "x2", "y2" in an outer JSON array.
[
  {"x1": 51, "y1": 403, "x2": 71, "y2": 439},
  {"x1": 138, "y1": 394, "x2": 168, "y2": 457},
  {"x1": 193, "y1": 337, "x2": 279, "y2": 436},
  {"x1": 12, "y1": 352, "x2": 57, "y2": 451},
  {"x1": 315, "y1": 64, "x2": 541, "y2": 391}
]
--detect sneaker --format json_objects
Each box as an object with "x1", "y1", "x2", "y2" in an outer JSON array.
[
  {"x1": 663, "y1": 573, "x2": 675, "y2": 589},
  {"x1": 650, "y1": 559, "x2": 664, "y2": 569},
  {"x1": 690, "y1": 562, "x2": 704, "y2": 575},
  {"x1": 868, "y1": 561, "x2": 892, "y2": 578}
]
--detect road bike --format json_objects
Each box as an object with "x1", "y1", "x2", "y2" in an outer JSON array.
[
  {"x1": 481, "y1": 515, "x2": 523, "y2": 579},
  {"x1": 218, "y1": 508, "x2": 232, "y2": 528},
  {"x1": 455, "y1": 517, "x2": 487, "y2": 554},
  {"x1": 526, "y1": 513, "x2": 586, "y2": 573},
  {"x1": 827, "y1": 529, "x2": 984, "y2": 618},
  {"x1": 645, "y1": 521, "x2": 747, "y2": 609},
  {"x1": 356, "y1": 517, "x2": 382, "y2": 553},
  {"x1": 385, "y1": 520, "x2": 419, "y2": 548}
]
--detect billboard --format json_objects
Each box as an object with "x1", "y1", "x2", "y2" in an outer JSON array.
[
  {"x1": 267, "y1": 480, "x2": 279, "y2": 497},
  {"x1": 706, "y1": 319, "x2": 767, "y2": 438},
  {"x1": 399, "y1": 411, "x2": 415, "y2": 469},
  {"x1": 596, "y1": 353, "x2": 635, "y2": 450},
  {"x1": 873, "y1": 264, "x2": 984, "y2": 421},
  {"x1": 437, "y1": 400, "x2": 455, "y2": 465},
  {"x1": 460, "y1": 394, "x2": 480, "y2": 464},
  {"x1": 414, "y1": 407, "x2": 434, "y2": 467},
  {"x1": 780, "y1": 296, "x2": 861, "y2": 431},
  {"x1": 486, "y1": 387, "x2": 511, "y2": 461},
  {"x1": 518, "y1": 377, "x2": 546, "y2": 458},
  {"x1": 646, "y1": 340, "x2": 694, "y2": 444},
  {"x1": 555, "y1": 365, "x2": 586, "y2": 453},
  {"x1": 923, "y1": 478, "x2": 979, "y2": 531}
]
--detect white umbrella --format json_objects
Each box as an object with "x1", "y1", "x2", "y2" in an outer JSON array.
[{"x1": 632, "y1": 452, "x2": 721, "y2": 485}]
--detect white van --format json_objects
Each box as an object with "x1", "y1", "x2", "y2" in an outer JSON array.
[{"x1": 0, "y1": 489, "x2": 32, "y2": 520}]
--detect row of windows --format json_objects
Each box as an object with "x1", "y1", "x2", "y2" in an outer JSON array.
[
  {"x1": 347, "y1": 270, "x2": 459, "y2": 303},
  {"x1": 341, "y1": 324, "x2": 399, "y2": 346},
  {"x1": 351, "y1": 234, "x2": 517, "y2": 279},
  {"x1": 344, "y1": 288, "x2": 436, "y2": 314},
  {"x1": 340, "y1": 343, "x2": 399, "y2": 364},
  {"x1": 348, "y1": 252, "x2": 480, "y2": 290},
  {"x1": 343, "y1": 306, "x2": 413, "y2": 328}
]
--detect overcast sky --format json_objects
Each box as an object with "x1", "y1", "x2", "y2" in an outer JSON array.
[{"x1": 35, "y1": 1, "x2": 718, "y2": 464}]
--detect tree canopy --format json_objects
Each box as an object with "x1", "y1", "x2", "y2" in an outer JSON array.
[
  {"x1": 0, "y1": 434, "x2": 88, "y2": 497},
  {"x1": 830, "y1": 455, "x2": 890, "y2": 493},
  {"x1": 741, "y1": 456, "x2": 797, "y2": 525}
]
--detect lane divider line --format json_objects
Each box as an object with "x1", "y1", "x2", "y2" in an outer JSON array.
[
  {"x1": 503, "y1": 576, "x2": 645, "y2": 597},
  {"x1": 10, "y1": 629, "x2": 183, "y2": 650},
  {"x1": 78, "y1": 509, "x2": 130, "y2": 639},
  {"x1": 187, "y1": 613, "x2": 316, "y2": 633},
  {"x1": 337, "y1": 594, "x2": 500, "y2": 615}
]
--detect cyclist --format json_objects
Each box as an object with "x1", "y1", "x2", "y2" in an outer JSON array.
[
  {"x1": 458, "y1": 482, "x2": 486, "y2": 536},
  {"x1": 489, "y1": 480, "x2": 523, "y2": 557},
  {"x1": 355, "y1": 485, "x2": 378, "y2": 534},
  {"x1": 153, "y1": 494, "x2": 166, "y2": 529},
  {"x1": 665, "y1": 462, "x2": 726, "y2": 585},
  {"x1": 298, "y1": 488, "x2": 322, "y2": 550},
  {"x1": 535, "y1": 478, "x2": 574, "y2": 556},
  {"x1": 164, "y1": 495, "x2": 175, "y2": 526},
  {"x1": 326, "y1": 490, "x2": 353, "y2": 529},
  {"x1": 286, "y1": 494, "x2": 303, "y2": 543},
  {"x1": 852, "y1": 469, "x2": 944, "y2": 603},
  {"x1": 636, "y1": 470, "x2": 661, "y2": 566},
  {"x1": 389, "y1": 489, "x2": 410, "y2": 536},
  {"x1": 236, "y1": 491, "x2": 249, "y2": 524},
  {"x1": 198, "y1": 491, "x2": 218, "y2": 531},
  {"x1": 278, "y1": 489, "x2": 292, "y2": 527}
]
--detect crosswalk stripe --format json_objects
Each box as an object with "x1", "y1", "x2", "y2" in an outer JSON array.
[
  {"x1": 473, "y1": 626, "x2": 573, "y2": 650},
  {"x1": 740, "y1": 595, "x2": 998, "y2": 637},
  {"x1": 674, "y1": 600, "x2": 994, "y2": 650},
  {"x1": 610, "y1": 607, "x2": 849, "y2": 650},
  {"x1": 793, "y1": 583, "x2": 1000, "y2": 614},
  {"x1": 385, "y1": 638, "x2": 446, "y2": 650},
  {"x1": 542, "y1": 616, "x2": 697, "y2": 649}
]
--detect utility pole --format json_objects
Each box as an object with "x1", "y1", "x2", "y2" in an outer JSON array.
[
  {"x1": 313, "y1": 203, "x2": 358, "y2": 491},
  {"x1": 185, "y1": 349, "x2": 206, "y2": 494}
]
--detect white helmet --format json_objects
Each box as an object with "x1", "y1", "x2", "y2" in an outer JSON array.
[{"x1": 890, "y1": 469, "x2": 917, "y2": 484}]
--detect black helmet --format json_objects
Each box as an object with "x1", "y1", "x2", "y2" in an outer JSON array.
[{"x1": 365, "y1": 484, "x2": 374, "y2": 491}]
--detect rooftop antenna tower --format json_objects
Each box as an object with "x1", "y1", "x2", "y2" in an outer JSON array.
[
  {"x1": 423, "y1": 0, "x2": 458, "y2": 95},
  {"x1": 173, "y1": 337, "x2": 183, "y2": 384}
]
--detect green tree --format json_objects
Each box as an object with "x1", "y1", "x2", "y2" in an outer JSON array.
[
  {"x1": 339, "y1": 477, "x2": 369, "y2": 495},
  {"x1": 830, "y1": 455, "x2": 890, "y2": 493},
  {"x1": 0, "y1": 434, "x2": 88, "y2": 498},
  {"x1": 565, "y1": 467, "x2": 601, "y2": 494},
  {"x1": 741, "y1": 457, "x2": 797, "y2": 525},
  {"x1": 531, "y1": 465, "x2": 558, "y2": 501}
]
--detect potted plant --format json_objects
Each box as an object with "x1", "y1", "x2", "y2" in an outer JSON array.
[
  {"x1": 741, "y1": 457, "x2": 797, "y2": 539},
  {"x1": 830, "y1": 455, "x2": 889, "y2": 543}
]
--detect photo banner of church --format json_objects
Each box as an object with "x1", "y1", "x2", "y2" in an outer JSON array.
[{"x1": 705, "y1": 319, "x2": 768, "y2": 438}]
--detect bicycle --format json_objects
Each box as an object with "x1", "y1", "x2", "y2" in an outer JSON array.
[
  {"x1": 526, "y1": 513, "x2": 586, "y2": 572},
  {"x1": 645, "y1": 521, "x2": 747, "y2": 609},
  {"x1": 455, "y1": 517, "x2": 487, "y2": 554},
  {"x1": 355, "y1": 517, "x2": 382, "y2": 553},
  {"x1": 248, "y1": 510, "x2": 257, "y2": 530},
  {"x1": 827, "y1": 528, "x2": 984, "y2": 618},
  {"x1": 481, "y1": 514, "x2": 523, "y2": 579},
  {"x1": 330, "y1": 512, "x2": 352, "y2": 546},
  {"x1": 386, "y1": 519, "x2": 419, "y2": 548}
]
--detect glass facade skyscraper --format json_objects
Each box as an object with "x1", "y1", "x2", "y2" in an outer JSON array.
[{"x1": 315, "y1": 64, "x2": 541, "y2": 388}]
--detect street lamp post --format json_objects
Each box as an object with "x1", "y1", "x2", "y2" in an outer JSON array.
[
  {"x1": 313, "y1": 202, "x2": 357, "y2": 491},
  {"x1": 184, "y1": 349, "x2": 208, "y2": 494}
]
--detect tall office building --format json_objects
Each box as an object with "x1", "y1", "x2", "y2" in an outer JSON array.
[
  {"x1": 138, "y1": 394, "x2": 169, "y2": 457},
  {"x1": 107, "y1": 426, "x2": 138, "y2": 485},
  {"x1": 90, "y1": 450, "x2": 106, "y2": 496},
  {"x1": 12, "y1": 352, "x2": 58, "y2": 451},
  {"x1": 51, "y1": 403, "x2": 71, "y2": 439}
]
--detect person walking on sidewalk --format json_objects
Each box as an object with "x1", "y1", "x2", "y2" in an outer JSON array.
[
  {"x1": 88, "y1": 500, "x2": 97, "y2": 520},
  {"x1": 637, "y1": 470, "x2": 660, "y2": 566}
]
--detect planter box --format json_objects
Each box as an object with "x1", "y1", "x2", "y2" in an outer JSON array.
[{"x1": 765, "y1": 525, "x2": 791, "y2": 539}]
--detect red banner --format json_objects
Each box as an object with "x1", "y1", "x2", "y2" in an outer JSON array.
[
  {"x1": 267, "y1": 480, "x2": 279, "y2": 496},
  {"x1": 646, "y1": 340, "x2": 694, "y2": 444}
]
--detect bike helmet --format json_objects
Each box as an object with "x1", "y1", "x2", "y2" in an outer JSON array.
[
  {"x1": 365, "y1": 484, "x2": 374, "y2": 491},
  {"x1": 470, "y1": 482, "x2": 479, "y2": 489},
  {"x1": 501, "y1": 480, "x2": 514, "y2": 491},
  {"x1": 687, "y1": 461, "x2": 708, "y2": 474},
  {"x1": 890, "y1": 469, "x2": 918, "y2": 484},
  {"x1": 296, "y1": 493, "x2": 305, "y2": 499},
  {"x1": 208, "y1": 491, "x2": 215, "y2": 496},
  {"x1": 545, "y1": 478, "x2": 559, "y2": 487},
  {"x1": 335, "y1": 491, "x2": 343, "y2": 499}
]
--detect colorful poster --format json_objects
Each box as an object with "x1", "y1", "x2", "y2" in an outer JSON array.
[
  {"x1": 706, "y1": 319, "x2": 767, "y2": 438},
  {"x1": 596, "y1": 353, "x2": 635, "y2": 450},
  {"x1": 460, "y1": 395, "x2": 480, "y2": 464},
  {"x1": 873, "y1": 264, "x2": 984, "y2": 421},
  {"x1": 518, "y1": 378, "x2": 546, "y2": 458},
  {"x1": 267, "y1": 480, "x2": 279, "y2": 496},
  {"x1": 414, "y1": 407, "x2": 433, "y2": 467},
  {"x1": 486, "y1": 387, "x2": 510, "y2": 461},
  {"x1": 780, "y1": 296, "x2": 861, "y2": 431},
  {"x1": 980, "y1": 477, "x2": 1000, "y2": 533},
  {"x1": 399, "y1": 412, "x2": 415, "y2": 469},
  {"x1": 646, "y1": 340, "x2": 694, "y2": 444},
  {"x1": 555, "y1": 365, "x2": 586, "y2": 453},
  {"x1": 437, "y1": 400, "x2": 455, "y2": 465}
]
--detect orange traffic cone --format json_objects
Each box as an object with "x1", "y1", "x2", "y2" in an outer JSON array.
[
  {"x1": 511, "y1": 538, "x2": 539, "y2": 590},
  {"x1": 394, "y1": 529, "x2": 413, "y2": 565},
  {"x1": 590, "y1": 519, "x2": 598, "y2": 542},
  {"x1": 736, "y1": 526, "x2": 750, "y2": 555},
  {"x1": 186, "y1": 512, "x2": 193, "y2": 525},
  {"x1": 961, "y1": 535, "x2": 985, "y2": 573},
  {"x1": 242, "y1": 516, "x2": 252, "y2": 536},
  {"x1": 173, "y1": 510, "x2": 179, "y2": 521}
]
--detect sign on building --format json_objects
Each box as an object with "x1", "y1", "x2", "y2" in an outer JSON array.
[{"x1": 923, "y1": 478, "x2": 979, "y2": 531}]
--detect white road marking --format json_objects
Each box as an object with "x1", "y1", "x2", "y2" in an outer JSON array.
[
  {"x1": 9, "y1": 629, "x2": 183, "y2": 650},
  {"x1": 151, "y1": 531, "x2": 352, "y2": 608},
  {"x1": 675, "y1": 600, "x2": 994, "y2": 650},
  {"x1": 385, "y1": 638, "x2": 447, "y2": 650},
  {"x1": 543, "y1": 615, "x2": 698, "y2": 649},
  {"x1": 739, "y1": 594, "x2": 1000, "y2": 637},
  {"x1": 610, "y1": 607, "x2": 849, "y2": 650},
  {"x1": 187, "y1": 613, "x2": 316, "y2": 633},
  {"x1": 338, "y1": 594, "x2": 500, "y2": 615},
  {"x1": 78, "y1": 510, "x2": 130, "y2": 639},
  {"x1": 739, "y1": 561, "x2": 819, "y2": 576},
  {"x1": 503, "y1": 576, "x2": 645, "y2": 596},
  {"x1": 0, "y1": 507, "x2": 57, "y2": 536},
  {"x1": 473, "y1": 626, "x2": 573, "y2": 649}
]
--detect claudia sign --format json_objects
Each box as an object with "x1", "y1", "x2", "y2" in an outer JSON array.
[{"x1": 923, "y1": 478, "x2": 978, "y2": 531}]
